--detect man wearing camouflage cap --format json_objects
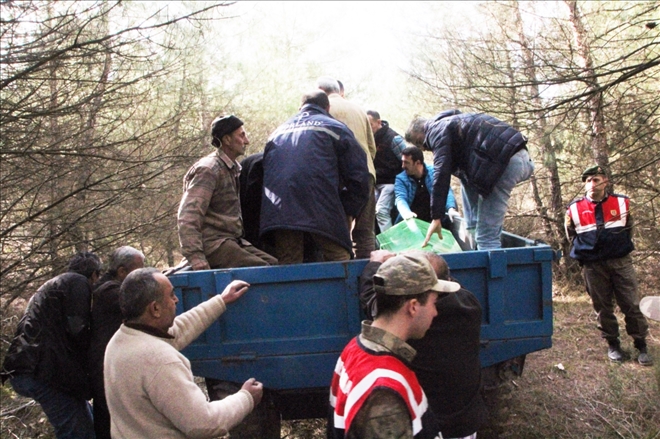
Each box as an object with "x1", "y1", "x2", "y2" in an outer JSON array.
[
  {"x1": 359, "y1": 249, "x2": 488, "y2": 439},
  {"x1": 177, "y1": 115, "x2": 277, "y2": 271},
  {"x1": 329, "y1": 253, "x2": 459, "y2": 439},
  {"x1": 565, "y1": 165, "x2": 651, "y2": 366}
]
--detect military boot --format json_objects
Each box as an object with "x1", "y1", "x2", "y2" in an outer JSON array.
[
  {"x1": 607, "y1": 340, "x2": 625, "y2": 362},
  {"x1": 634, "y1": 339, "x2": 653, "y2": 366}
]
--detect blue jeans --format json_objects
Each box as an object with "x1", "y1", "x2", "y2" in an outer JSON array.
[
  {"x1": 375, "y1": 183, "x2": 396, "y2": 233},
  {"x1": 10, "y1": 375, "x2": 95, "y2": 439},
  {"x1": 462, "y1": 149, "x2": 534, "y2": 250}
]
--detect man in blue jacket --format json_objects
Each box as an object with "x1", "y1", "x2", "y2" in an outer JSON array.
[
  {"x1": 406, "y1": 111, "x2": 534, "y2": 250},
  {"x1": 394, "y1": 146, "x2": 458, "y2": 229},
  {"x1": 261, "y1": 90, "x2": 370, "y2": 264}
]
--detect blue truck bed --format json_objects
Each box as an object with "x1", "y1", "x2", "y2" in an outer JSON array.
[{"x1": 169, "y1": 232, "x2": 557, "y2": 392}]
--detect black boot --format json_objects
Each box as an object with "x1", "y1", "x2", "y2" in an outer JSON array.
[
  {"x1": 634, "y1": 339, "x2": 653, "y2": 366},
  {"x1": 607, "y1": 340, "x2": 625, "y2": 362}
]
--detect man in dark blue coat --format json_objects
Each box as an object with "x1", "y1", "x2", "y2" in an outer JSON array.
[
  {"x1": 406, "y1": 110, "x2": 534, "y2": 250},
  {"x1": 261, "y1": 90, "x2": 370, "y2": 264}
]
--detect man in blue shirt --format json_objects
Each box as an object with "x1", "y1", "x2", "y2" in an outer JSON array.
[{"x1": 394, "y1": 146, "x2": 459, "y2": 229}]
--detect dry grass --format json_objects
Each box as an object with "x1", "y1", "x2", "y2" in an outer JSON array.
[
  {"x1": 0, "y1": 387, "x2": 55, "y2": 439},
  {"x1": 281, "y1": 419, "x2": 326, "y2": 438},
  {"x1": 2, "y1": 287, "x2": 659, "y2": 439}
]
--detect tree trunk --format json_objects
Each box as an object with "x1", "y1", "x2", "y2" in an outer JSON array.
[
  {"x1": 513, "y1": 1, "x2": 567, "y2": 254},
  {"x1": 566, "y1": 0, "x2": 610, "y2": 168}
]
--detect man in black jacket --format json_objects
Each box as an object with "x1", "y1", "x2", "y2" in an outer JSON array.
[
  {"x1": 367, "y1": 110, "x2": 407, "y2": 233},
  {"x1": 406, "y1": 111, "x2": 534, "y2": 250},
  {"x1": 2, "y1": 252, "x2": 102, "y2": 439},
  {"x1": 239, "y1": 152, "x2": 266, "y2": 250},
  {"x1": 89, "y1": 246, "x2": 145, "y2": 439}
]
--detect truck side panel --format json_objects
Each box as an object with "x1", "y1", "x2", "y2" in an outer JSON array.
[
  {"x1": 170, "y1": 261, "x2": 367, "y2": 389},
  {"x1": 169, "y1": 233, "x2": 555, "y2": 390}
]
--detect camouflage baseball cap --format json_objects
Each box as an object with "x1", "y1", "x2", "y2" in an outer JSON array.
[{"x1": 373, "y1": 254, "x2": 460, "y2": 296}]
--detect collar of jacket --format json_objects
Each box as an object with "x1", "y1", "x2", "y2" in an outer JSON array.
[
  {"x1": 216, "y1": 149, "x2": 241, "y2": 173},
  {"x1": 374, "y1": 120, "x2": 394, "y2": 142},
  {"x1": 427, "y1": 109, "x2": 462, "y2": 132},
  {"x1": 585, "y1": 192, "x2": 609, "y2": 204},
  {"x1": 300, "y1": 103, "x2": 331, "y2": 118},
  {"x1": 124, "y1": 322, "x2": 175, "y2": 339},
  {"x1": 359, "y1": 320, "x2": 417, "y2": 363}
]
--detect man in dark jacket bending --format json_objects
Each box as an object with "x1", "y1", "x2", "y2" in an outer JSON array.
[
  {"x1": 367, "y1": 110, "x2": 407, "y2": 233},
  {"x1": 261, "y1": 90, "x2": 370, "y2": 264},
  {"x1": 406, "y1": 110, "x2": 534, "y2": 250},
  {"x1": 1, "y1": 252, "x2": 103, "y2": 439}
]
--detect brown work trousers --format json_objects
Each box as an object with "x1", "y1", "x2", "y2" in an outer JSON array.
[
  {"x1": 207, "y1": 238, "x2": 277, "y2": 268},
  {"x1": 352, "y1": 177, "x2": 376, "y2": 259}
]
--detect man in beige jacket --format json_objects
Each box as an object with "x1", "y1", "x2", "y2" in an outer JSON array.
[
  {"x1": 104, "y1": 268, "x2": 262, "y2": 438},
  {"x1": 318, "y1": 76, "x2": 377, "y2": 259}
]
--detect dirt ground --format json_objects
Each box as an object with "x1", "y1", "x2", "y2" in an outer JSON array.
[{"x1": 497, "y1": 295, "x2": 660, "y2": 439}]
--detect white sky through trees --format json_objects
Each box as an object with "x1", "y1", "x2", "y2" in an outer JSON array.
[{"x1": 203, "y1": 1, "x2": 482, "y2": 131}]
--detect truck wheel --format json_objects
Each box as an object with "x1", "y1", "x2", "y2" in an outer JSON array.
[
  {"x1": 206, "y1": 378, "x2": 281, "y2": 439},
  {"x1": 478, "y1": 356, "x2": 525, "y2": 439}
]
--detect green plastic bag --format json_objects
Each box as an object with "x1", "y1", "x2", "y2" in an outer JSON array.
[{"x1": 376, "y1": 218, "x2": 462, "y2": 254}]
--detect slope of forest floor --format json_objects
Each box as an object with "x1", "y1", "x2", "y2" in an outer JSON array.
[
  {"x1": 496, "y1": 295, "x2": 659, "y2": 438},
  {"x1": 1, "y1": 285, "x2": 659, "y2": 438}
]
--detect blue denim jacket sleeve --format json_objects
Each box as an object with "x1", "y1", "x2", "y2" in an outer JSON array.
[
  {"x1": 394, "y1": 171, "x2": 413, "y2": 223},
  {"x1": 445, "y1": 186, "x2": 458, "y2": 212}
]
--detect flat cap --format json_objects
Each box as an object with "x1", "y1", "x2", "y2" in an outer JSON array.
[
  {"x1": 581, "y1": 165, "x2": 607, "y2": 182},
  {"x1": 211, "y1": 115, "x2": 244, "y2": 147},
  {"x1": 374, "y1": 253, "x2": 460, "y2": 296}
]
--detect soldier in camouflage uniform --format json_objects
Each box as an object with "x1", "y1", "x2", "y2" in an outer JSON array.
[
  {"x1": 360, "y1": 249, "x2": 487, "y2": 439},
  {"x1": 329, "y1": 254, "x2": 460, "y2": 439},
  {"x1": 177, "y1": 115, "x2": 277, "y2": 271}
]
